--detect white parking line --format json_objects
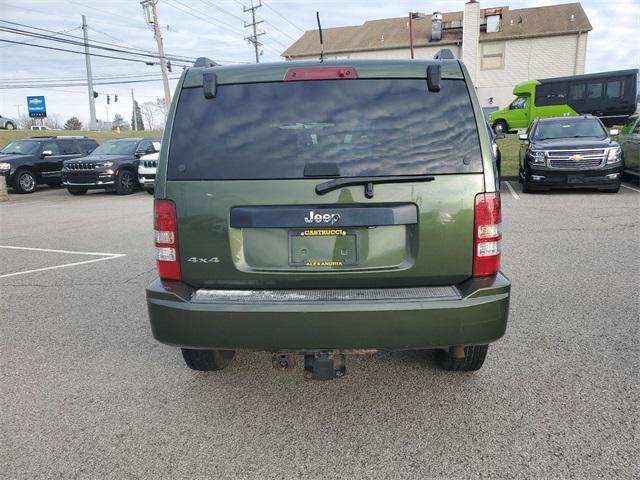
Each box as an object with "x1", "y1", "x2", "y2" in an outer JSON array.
[
  {"x1": 0, "y1": 245, "x2": 126, "y2": 279},
  {"x1": 504, "y1": 181, "x2": 520, "y2": 200},
  {"x1": 621, "y1": 183, "x2": 640, "y2": 193}
]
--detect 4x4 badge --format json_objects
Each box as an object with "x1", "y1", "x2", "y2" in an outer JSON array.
[{"x1": 187, "y1": 257, "x2": 220, "y2": 264}]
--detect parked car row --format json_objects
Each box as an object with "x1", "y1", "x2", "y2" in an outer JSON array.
[{"x1": 0, "y1": 136, "x2": 160, "y2": 195}]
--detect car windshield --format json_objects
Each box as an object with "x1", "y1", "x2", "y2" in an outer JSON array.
[
  {"x1": 90, "y1": 140, "x2": 138, "y2": 156},
  {"x1": 168, "y1": 78, "x2": 482, "y2": 180},
  {"x1": 0, "y1": 140, "x2": 41, "y2": 155},
  {"x1": 533, "y1": 119, "x2": 607, "y2": 140}
]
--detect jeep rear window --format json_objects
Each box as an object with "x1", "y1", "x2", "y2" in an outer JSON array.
[{"x1": 168, "y1": 78, "x2": 481, "y2": 180}]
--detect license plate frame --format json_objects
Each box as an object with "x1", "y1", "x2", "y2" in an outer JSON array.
[{"x1": 288, "y1": 228, "x2": 359, "y2": 267}]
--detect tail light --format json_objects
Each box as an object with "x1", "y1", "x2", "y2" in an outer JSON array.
[
  {"x1": 473, "y1": 193, "x2": 501, "y2": 277},
  {"x1": 154, "y1": 199, "x2": 181, "y2": 280}
]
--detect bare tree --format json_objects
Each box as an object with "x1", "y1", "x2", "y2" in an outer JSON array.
[
  {"x1": 140, "y1": 100, "x2": 166, "y2": 131},
  {"x1": 17, "y1": 114, "x2": 37, "y2": 129},
  {"x1": 140, "y1": 101, "x2": 158, "y2": 130},
  {"x1": 44, "y1": 114, "x2": 62, "y2": 129}
]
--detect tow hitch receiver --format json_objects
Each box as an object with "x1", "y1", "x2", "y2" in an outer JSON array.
[{"x1": 304, "y1": 352, "x2": 346, "y2": 381}]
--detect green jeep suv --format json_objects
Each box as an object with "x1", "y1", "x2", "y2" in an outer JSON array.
[{"x1": 146, "y1": 56, "x2": 510, "y2": 379}]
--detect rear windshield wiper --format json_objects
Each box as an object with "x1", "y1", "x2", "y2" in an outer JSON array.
[{"x1": 316, "y1": 174, "x2": 435, "y2": 198}]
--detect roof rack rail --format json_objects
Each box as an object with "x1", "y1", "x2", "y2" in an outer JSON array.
[
  {"x1": 433, "y1": 49, "x2": 455, "y2": 60},
  {"x1": 193, "y1": 57, "x2": 219, "y2": 68}
]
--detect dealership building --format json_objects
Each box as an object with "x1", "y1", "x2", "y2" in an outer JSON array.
[{"x1": 282, "y1": 1, "x2": 592, "y2": 110}]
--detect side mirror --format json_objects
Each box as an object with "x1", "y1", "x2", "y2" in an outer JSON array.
[
  {"x1": 41, "y1": 150, "x2": 53, "y2": 157},
  {"x1": 518, "y1": 133, "x2": 528, "y2": 141},
  {"x1": 134, "y1": 152, "x2": 143, "y2": 158},
  {"x1": 609, "y1": 128, "x2": 619, "y2": 136},
  {"x1": 494, "y1": 132, "x2": 506, "y2": 140}
]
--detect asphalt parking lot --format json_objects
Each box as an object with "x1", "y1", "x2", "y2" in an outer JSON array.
[{"x1": 1, "y1": 183, "x2": 638, "y2": 479}]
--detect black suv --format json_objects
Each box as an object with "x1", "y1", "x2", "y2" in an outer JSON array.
[
  {"x1": 62, "y1": 137, "x2": 160, "y2": 195},
  {"x1": 0, "y1": 136, "x2": 98, "y2": 194},
  {"x1": 518, "y1": 115, "x2": 623, "y2": 193}
]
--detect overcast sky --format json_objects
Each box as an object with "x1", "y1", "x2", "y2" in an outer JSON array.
[{"x1": 1, "y1": 0, "x2": 638, "y2": 126}]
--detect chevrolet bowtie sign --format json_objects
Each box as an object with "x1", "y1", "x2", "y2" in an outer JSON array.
[{"x1": 27, "y1": 96, "x2": 47, "y2": 118}]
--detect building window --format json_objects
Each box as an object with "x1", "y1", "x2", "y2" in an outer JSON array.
[{"x1": 481, "y1": 42, "x2": 504, "y2": 70}]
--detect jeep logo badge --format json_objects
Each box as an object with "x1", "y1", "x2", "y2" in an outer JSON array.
[{"x1": 304, "y1": 211, "x2": 341, "y2": 225}]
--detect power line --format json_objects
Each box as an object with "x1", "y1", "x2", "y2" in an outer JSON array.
[
  {"x1": 261, "y1": 0, "x2": 306, "y2": 33},
  {"x1": 0, "y1": 76, "x2": 182, "y2": 89},
  {"x1": 1, "y1": 72, "x2": 175, "y2": 83},
  {"x1": 0, "y1": 26, "x2": 80, "y2": 49},
  {"x1": 0, "y1": 23, "x2": 194, "y2": 65},
  {"x1": 164, "y1": 0, "x2": 246, "y2": 39}
]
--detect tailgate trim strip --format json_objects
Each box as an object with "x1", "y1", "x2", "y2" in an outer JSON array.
[
  {"x1": 192, "y1": 286, "x2": 460, "y2": 304},
  {"x1": 230, "y1": 204, "x2": 417, "y2": 228}
]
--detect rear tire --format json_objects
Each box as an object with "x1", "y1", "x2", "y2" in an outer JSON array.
[
  {"x1": 181, "y1": 348, "x2": 235, "y2": 371},
  {"x1": 13, "y1": 169, "x2": 37, "y2": 194},
  {"x1": 522, "y1": 178, "x2": 534, "y2": 193},
  {"x1": 115, "y1": 169, "x2": 136, "y2": 195},
  {"x1": 438, "y1": 345, "x2": 488, "y2": 371},
  {"x1": 492, "y1": 120, "x2": 507, "y2": 135},
  {"x1": 5, "y1": 121, "x2": 16, "y2": 130},
  {"x1": 67, "y1": 188, "x2": 88, "y2": 196}
]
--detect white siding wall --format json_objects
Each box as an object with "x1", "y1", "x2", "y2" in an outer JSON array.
[
  {"x1": 289, "y1": 44, "x2": 461, "y2": 61},
  {"x1": 476, "y1": 34, "x2": 586, "y2": 108},
  {"x1": 288, "y1": 33, "x2": 588, "y2": 110}
]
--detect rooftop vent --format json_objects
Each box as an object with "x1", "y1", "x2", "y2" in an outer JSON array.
[{"x1": 431, "y1": 11, "x2": 443, "y2": 41}]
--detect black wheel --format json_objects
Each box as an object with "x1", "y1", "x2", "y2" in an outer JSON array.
[
  {"x1": 522, "y1": 178, "x2": 534, "y2": 193},
  {"x1": 518, "y1": 168, "x2": 524, "y2": 183},
  {"x1": 115, "y1": 169, "x2": 136, "y2": 195},
  {"x1": 67, "y1": 188, "x2": 88, "y2": 196},
  {"x1": 5, "y1": 121, "x2": 16, "y2": 130},
  {"x1": 492, "y1": 120, "x2": 507, "y2": 135},
  {"x1": 13, "y1": 169, "x2": 37, "y2": 194},
  {"x1": 438, "y1": 345, "x2": 488, "y2": 371},
  {"x1": 181, "y1": 348, "x2": 235, "y2": 371}
]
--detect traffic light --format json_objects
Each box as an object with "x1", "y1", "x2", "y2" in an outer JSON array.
[
  {"x1": 93, "y1": 91, "x2": 98, "y2": 98},
  {"x1": 114, "y1": 94, "x2": 118, "y2": 103},
  {"x1": 167, "y1": 61, "x2": 172, "y2": 72},
  {"x1": 107, "y1": 95, "x2": 110, "y2": 105}
]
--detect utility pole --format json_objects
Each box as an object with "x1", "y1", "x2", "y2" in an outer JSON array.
[
  {"x1": 131, "y1": 89, "x2": 138, "y2": 131},
  {"x1": 14, "y1": 104, "x2": 21, "y2": 118},
  {"x1": 82, "y1": 15, "x2": 97, "y2": 130},
  {"x1": 141, "y1": 0, "x2": 171, "y2": 110},
  {"x1": 244, "y1": 0, "x2": 265, "y2": 63}
]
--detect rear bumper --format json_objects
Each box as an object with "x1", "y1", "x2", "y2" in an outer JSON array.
[
  {"x1": 146, "y1": 273, "x2": 511, "y2": 351},
  {"x1": 524, "y1": 164, "x2": 623, "y2": 189}
]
